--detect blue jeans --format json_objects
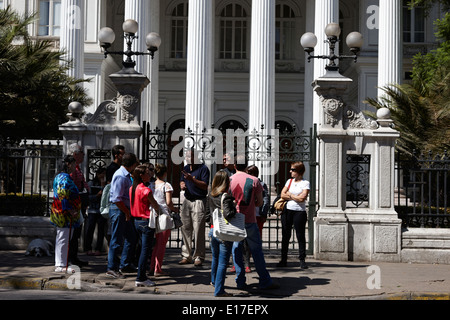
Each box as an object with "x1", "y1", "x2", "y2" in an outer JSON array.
[
  {"x1": 209, "y1": 228, "x2": 232, "y2": 296},
  {"x1": 233, "y1": 222, "x2": 272, "y2": 289},
  {"x1": 135, "y1": 220, "x2": 155, "y2": 281},
  {"x1": 107, "y1": 204, "x2": 136, "y2": 271}
]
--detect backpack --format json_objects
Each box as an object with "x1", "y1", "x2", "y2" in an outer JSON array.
[{"x1": 100, "y1": 183, "x2": 112, "y2": 219}]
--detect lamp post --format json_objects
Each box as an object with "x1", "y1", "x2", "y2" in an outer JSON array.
[
  {"x1": 98, "y1": 19, "x2": 161, "y2": 72},
  {"x1": 300, "y1": 23, "x2": 363, "y2": 73}
]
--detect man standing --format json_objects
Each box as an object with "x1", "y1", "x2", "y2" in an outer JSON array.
[
  {"x1": 106, "y1": 145, "x2": 125, "y2": 184},
  {"x1": 229, "y1": 155, "x2": 278, "y2": 290},
  {"x1": 179, "y1": 148, "x2": 210, "y2": 266},
  {"x1": 222, "y1": 153, "x2": 236, "y2": 177},
  {"x1": 106, "y1": 153, "x2": 139, "y2": 279},
  {"x1": 68, "y1": 143, "x2": 89, "y2": 267}
]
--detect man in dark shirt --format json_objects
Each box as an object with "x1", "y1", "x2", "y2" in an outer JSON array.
[
  {"x1": 106, "y1": 145, "x2": 125, "y2": 183},
  {"x1": 179, "y1": 148, "x2": 210, "y2": 266}
]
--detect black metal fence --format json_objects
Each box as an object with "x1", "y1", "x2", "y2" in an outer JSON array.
[
  {"x1": 396, "y1": 151, "x2": 449, "y2": 228},
  {"x1": 142, "y1": 122, "x2": 319, "y2": 254},
  {"x1": 1, "y1": 136, "x2": 448, "y2": 255},
  {"x1": 0, "y1": 139, "x2": 63, "y2": 216}
]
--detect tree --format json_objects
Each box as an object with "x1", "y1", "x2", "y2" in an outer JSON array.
[
  {"x1": 365, "y1": 6, "x2": 450, "y2": 156},
  {"x1": 408, "y1": 0, "x2": 450, "y2": 14},
  {"x1": 0, "y1": 6, "x2": 91, "y2": 142}
]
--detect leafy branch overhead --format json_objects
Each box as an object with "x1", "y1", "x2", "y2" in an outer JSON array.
[
  {"x1": 365, "y1": 4, "x2": 450, "y2": 156},
  {"x1": 0, "y1": 6, "x2": 92, "y2": 141}
]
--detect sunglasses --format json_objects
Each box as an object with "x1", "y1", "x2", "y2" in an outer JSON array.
[{"x1": 290, "y1": 168, "x2": 297, "y2": 172}]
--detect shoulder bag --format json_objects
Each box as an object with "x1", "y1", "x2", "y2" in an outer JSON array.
[
  {"x1": 213, "y1": 193, "x2": 247, "y2": 242},
  {"x1": 273, "y1": 179, "x2": 293, "y2": 215}
]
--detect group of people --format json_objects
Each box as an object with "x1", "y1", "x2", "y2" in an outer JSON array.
[{"x1": 50, "y1": 144, "x2": 310, "y2": 297}]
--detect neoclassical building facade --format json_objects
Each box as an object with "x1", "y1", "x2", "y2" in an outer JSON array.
[{"x1": 6, "y1": 0, "x2": 445, "y2": 135}]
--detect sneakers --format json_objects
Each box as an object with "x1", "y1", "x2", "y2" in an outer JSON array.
[
  {"x1": 300, "y1": 260, "x2": 308, "y2": 269},
  {"x1": 154, "y1": 270, "x2": 170, "y2": 277},
  {"x1": 194, "y1": 258, "x2": 203, "y2": 266},
  {"x1": 120, "y1": 264, "x2": 137, "y2": 273},
  {"x1": 178, "y1": 258, "x2": 192, "y2": 265},
  {"x1": 135, "y1": 279, "x2": 156, "y2": 287},
  {"x1": 106, "y1": 269, "x2": 125, "y2": 279},
  {"x1": 216, "y1": 292, "x2": 233, "y2": 297},
  {"x1": 228, "y1": 265, "x2": 236, "y2": 273},
  {"x1": 245, "y1": 266, "x2": 252, "y2": 273},
  {"x1": 277, "y1": 260, "x2": 287, "y2": 267},
  {"x1": 54, "y1": 266, "x2": 76, "y2": 274}
]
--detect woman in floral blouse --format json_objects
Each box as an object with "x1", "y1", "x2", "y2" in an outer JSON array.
[{"x1": 50, "y1": 155, "x2": 82, "y2": 273}]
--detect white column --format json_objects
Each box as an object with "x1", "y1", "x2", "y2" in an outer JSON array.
[
  {"x1": 60, "y1": 0, "x2": 85, "y2": 79},
  {"x1": 147, "y1": 0, "x2": 160, "y2": 130},
  {"x1": 303, "y1": 0, "x2": 315, "y2": 132},
  {"x1": 185, "y1": 0, "x2": 214, "y2": 133},
  {"x1": 248, "y1": 0, "x2": 275, "y2": 133},
  {"x1": 313, "y1": 0, "x2": 339, "y2": 126},
  {"x1": 378, "y1": 0, "x2": 402, "y2": 97},
  {"x1": 248, "y1": 0, "x2": 275, "y2": 180},
  {"x1": 124, "y1": 0, "x2": 150, "y2": 124}
]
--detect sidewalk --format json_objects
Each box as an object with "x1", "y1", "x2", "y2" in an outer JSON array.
[{"x1": 0, "y1": 249, "x2": 449, "y2": 300}]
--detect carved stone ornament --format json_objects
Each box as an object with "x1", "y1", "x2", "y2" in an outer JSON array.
[
  {"x1": 321, "y1": 97, "x2": 378, "y2": 130},
  {"x1": 322, "y1": 97, "x2": 344, "y2": 127},
  {"x1": 344, "y1": 106, "x2": 378, "y2": 130},
  {"x1": 118, "y1": 94, "x2": 139, "y2": 123},
  {"x1": 84, "y1": 100, "x2": 118, "y2": 124}
]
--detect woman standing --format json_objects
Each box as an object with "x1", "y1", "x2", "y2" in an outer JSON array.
[
  {"x1": 150, "y1": 163, "x2": 179, "y2": 276},
  {"x1": 129, "y1": 165, "x2": 161, "y2": 287},
  {"x1": 50, "y1": 155, "x2": 82, "y2": 273},
  {"x1": 208, "y1": 170, "x2": 236, "y2": 297},
  {"x1": 277, "y1": 161, "x2": 310, "y2": 269}
]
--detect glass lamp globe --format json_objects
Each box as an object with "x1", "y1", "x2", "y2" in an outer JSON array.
[
  {"x1": 325, "y1": 23, "x2": 341, "y2": 37},
  {"x1": 300, "y1": 32, "x2": 318, "y2": 50},
  {"x1": 346, "y1": 32, "x2": 364, "y2": 49},
  {"x1": 123, "y1": 19, "x2": 139, "y2": 34},
  {"x1": 146, "y1": 32, "x2": 162, "y2": 49},
  {"x1": 98, "y1": 27, "x2": 116, "y2": 44}
]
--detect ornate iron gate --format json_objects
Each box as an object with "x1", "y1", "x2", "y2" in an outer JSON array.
[{"x1": 142, "y1": 122, "x2": 319, "y2": 255}]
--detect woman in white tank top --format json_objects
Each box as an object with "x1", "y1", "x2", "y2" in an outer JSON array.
[{"x1": 277, "y1": 161, "x2": 310, "y2": 270}]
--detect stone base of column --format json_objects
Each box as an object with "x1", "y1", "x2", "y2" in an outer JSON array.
[
  {"x1": 314, "y1": 212, "x2": 402, "y2": 262},
  {"x1": 314, "y1": 215, "x2": 349, "y2": 261}
]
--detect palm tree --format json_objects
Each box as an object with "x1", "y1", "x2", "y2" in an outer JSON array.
[
  {"x1": 365, "y1": 12, "x2": 450, "y2": 157},
  {"x1": 0, "y1": 6, "x2": 91, "y2": 141}
]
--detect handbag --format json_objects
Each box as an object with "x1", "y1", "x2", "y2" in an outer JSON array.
[
  {"x1": 273, "y1": 196, "x2": 287, "y2": 212},
  {"x1": 170, "y1": 211, "x2": 183, "y2": 229},
  {"x1": 212, "y1": 193, "x2": 247, "y2": 242},
  {"x1": 273, "y1": 179, "x2": 293, "y2": 215},
  {"x1": 161, "y1": 182, "x2": 183, "y2": 229},
  {"x1": 155, "y1": 211, "x2": 174, "y2": 234}
]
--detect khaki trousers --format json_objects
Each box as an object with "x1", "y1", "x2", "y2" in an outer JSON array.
[{"x1": 180, "y1": 198, "x2": 206, "y2": 261}]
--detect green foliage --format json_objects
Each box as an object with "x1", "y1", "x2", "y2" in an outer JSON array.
[
  {"x1": 412, "y1": 13, "x2": 450, "y2": 86},
  {"x1": 408, "y1": 0, "x2": 450, "y2": 15},
  {"x1": 365, "y1": 8, "x2": 450, "y2": 157},
  {"x1": 0, "y1": 193, "x2": 47, "y2": 216},
  {"x1": 0, "y1": 6, "x2": 92, "y2": 142}
]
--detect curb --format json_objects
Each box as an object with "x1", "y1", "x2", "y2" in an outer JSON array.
[
  {"x1": 1, "y1": 277, "x2": 449, "y2": 300},
  {"x1": 385, "y1": 292, "x2": 450, "y2": 300}
]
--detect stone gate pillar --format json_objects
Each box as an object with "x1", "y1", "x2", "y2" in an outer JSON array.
[
  {"x1": 313, "y1": 72, "x2": 401, "y2": 262},
  {"x1": 59, "y1": 71, "x2": 150, "y2": 161}
]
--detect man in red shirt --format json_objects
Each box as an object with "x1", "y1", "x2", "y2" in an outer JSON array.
[{"x1": 229, "y1": 155, "x2": 279, "y2": 290}]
